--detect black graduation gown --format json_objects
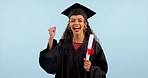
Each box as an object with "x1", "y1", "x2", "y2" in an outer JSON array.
[{"x1": 39, "y1": 37, "x2": 108, "y2": 78}]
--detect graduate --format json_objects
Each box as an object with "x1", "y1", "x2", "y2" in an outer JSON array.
[{"x1": 39, "y1": 3, "x2": 108, "y2": 78}]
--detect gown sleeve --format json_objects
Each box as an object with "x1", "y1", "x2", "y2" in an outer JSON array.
[
  {"x1": 90, "y1": 42, "x2": 108, "y2": 78},
  {"x1": 39, "y1": 39, "x2": 61, "y2": 74}
]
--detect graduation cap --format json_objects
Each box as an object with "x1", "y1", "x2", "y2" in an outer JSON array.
[{"x1": 61, "y1": 3, "x2": 96, "y2": 19}]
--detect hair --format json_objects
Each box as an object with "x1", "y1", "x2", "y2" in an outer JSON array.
[{"x1": 61, "y1": 19, "x2": 99, "y2": 41}]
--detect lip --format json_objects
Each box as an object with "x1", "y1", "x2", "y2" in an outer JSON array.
[{"x1": 72, "y1": 25, "x2": 81, "y2": 30}]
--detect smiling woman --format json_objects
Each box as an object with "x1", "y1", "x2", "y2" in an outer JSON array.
[
  {"x1": 1, "y1": 0, "x2": 148, "y2": 78},
  {"x1": 39, "y1": 3, "x2": 108, "y2": 78},
  {"x1": 69, "y1": 15, "x2": 86, "y2": 42}
]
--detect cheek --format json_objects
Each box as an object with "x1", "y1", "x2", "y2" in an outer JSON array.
[
  {"x1": 68, "y1": 23, "x2": 72, "y2": 28},
  {"x1": 69, "y1": 22, "x2": 73, "y2": 26},
  {"x1": 81, "y1": 23, "x2": 86, "y2": 28}
]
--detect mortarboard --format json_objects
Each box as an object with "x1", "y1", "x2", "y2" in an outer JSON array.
[{"x1": 61, "y1": 3, "x2": 96, "y2": 19}]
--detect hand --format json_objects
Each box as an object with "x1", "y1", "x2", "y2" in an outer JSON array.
[
  {"x1": 83, "y1": 58, "x2": 91, "y2": 72},
  {"x1": 48, "y1": 27, "x2": 56, "y2": 39}
]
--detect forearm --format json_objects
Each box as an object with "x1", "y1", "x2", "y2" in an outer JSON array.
[
  {"x1": 48, "y1": 37, "x2": 54, "y2": 50},
  {"x1": 39, "y1": 42, "x2": 60, "y2": 74}
]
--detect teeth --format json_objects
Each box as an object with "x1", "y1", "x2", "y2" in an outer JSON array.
[{"x1": 74, "y1": 27, "x2": 80, "y2": 28}]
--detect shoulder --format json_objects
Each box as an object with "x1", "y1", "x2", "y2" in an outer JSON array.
[
  {"x1": 93, "y1": 40, "x2": 102, "y2": 49},
  {"x1": 59, "y1": 39, "x2": 67, "y2": 44},
  {"x1": 59, "y1": 39, "x2": 64, "y2": 43},
  {"x1": 58, "y1": 39, "x2": 69, "y2": 47}
]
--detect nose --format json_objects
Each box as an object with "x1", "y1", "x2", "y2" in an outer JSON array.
[{"x1": 74, "y1": 21, "x2": 79, "y2": 25}]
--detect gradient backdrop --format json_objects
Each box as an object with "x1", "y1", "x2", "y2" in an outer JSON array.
[{"x1": 0, "y1": 0, "x2": 148, "y2": 78}]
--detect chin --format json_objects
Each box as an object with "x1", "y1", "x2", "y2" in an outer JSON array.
[
  {"x1": 73, "y1": 32, "x2": 82, "y2": 36},
  {"x1": 74, "y1": 33, "x2": 80, "y2": 36}
]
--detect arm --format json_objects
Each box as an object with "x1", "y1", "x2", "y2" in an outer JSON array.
[
  {"x1": 48, "y1": 27, "x2": 56, "y2": 49},
  {"x1": 39, "y1": 27, "x2": 61, "y2": 74},
  {"x1": 90, "y1": 42, "x2": 108, "y2": 78},
  {"x1": 39, "y1": 39, "x2": 61, "y2": 74}
]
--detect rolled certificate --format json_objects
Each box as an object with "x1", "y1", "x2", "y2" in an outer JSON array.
[{"x1": 86, "y1": 34, "x2": 94, "y2": 60}]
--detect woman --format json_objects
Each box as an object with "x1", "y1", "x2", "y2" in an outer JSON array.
[{"x1": 39, "y1": 3, "x2": 108, "y2": 78}]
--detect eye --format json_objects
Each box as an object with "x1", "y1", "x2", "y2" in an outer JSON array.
[
  {"x1": 70, "y1": 19, "x2": 75, "y2": 22},
  {"x1": 78, "y1": 18, "x2": 84, "y2": 22},
  {"x1": 78, "y1": 20, "x2": 83, "y2": 22},
  {"x1": 71, "y1": 20, "x2": 75, "y2": 22}
]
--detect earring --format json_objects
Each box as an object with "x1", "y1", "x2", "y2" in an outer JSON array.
[
  {"x1": 68, "y1": 27, "x2": 71, "y2": 30},
  {"x1": 83, "y1": 28, "x2": 86, "y2": 33}
]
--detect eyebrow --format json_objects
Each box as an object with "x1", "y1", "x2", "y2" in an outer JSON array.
[{"x1": 70, "y1": 18, "x2": 83, "y2": 20}]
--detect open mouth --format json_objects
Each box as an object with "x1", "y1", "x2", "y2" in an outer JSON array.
[{"x1": 72, "y1": 26, "x2": 81, "y2": 30}]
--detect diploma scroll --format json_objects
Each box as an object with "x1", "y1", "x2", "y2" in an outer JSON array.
[{"x1": 86, "y1": 34, "x2": 94, "y2": 60}]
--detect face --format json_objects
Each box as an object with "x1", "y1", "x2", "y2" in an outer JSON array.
[{"x1": 69, "y1": 15, "x2": 87, "y2": 36}]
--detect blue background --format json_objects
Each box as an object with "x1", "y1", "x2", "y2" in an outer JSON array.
[{"x1": 0, "y1": 0, "x2": 148, "y2": 78}]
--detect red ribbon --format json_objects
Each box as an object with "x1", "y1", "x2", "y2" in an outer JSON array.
[{"x1": 87, "y1": 47, "x2": 94, "y2": 55}]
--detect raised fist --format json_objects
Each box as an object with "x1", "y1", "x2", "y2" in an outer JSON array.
[{"x1": 48, "y1": 27, "x2": 56, "y2": 39}]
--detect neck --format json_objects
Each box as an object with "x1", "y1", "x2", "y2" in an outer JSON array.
[{"x1": 73, "y1": 34, "x2": 85, "y2": 43}]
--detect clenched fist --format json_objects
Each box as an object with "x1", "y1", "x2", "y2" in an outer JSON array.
[
  {"x1": 48, "y1": 27, "x2": 56, "y2": 39},
  {"x1": 48, "y1": 27, "x2": 56, "y2": 49}
]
